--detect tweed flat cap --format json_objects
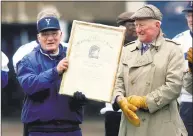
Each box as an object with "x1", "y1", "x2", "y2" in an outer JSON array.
[
  {"x1": 130, "y1": 4, "x2": 163, "y2": 21},
  {"x1": 116, "y1": 12, "x2": 134, "y2": 25}
]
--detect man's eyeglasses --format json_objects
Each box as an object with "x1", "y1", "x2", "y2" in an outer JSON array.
[
  {"x1": 40, "y1": 31, "x2": 59, "y2": 40},
  {"x1": 185, "y1": 12, "x2": 193, "y2": 19}
]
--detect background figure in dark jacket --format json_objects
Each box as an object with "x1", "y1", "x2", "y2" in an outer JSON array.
[
  {"x1": 116, "y1": 12, "x2": 137, "y2": 45},
  {"x1": 16, "y1": 9, "x2": 87, "y2": 136},
  {"x1": 172, "y1": 2, "x2": 193, "y2": 136},
  {"x1": 1, "y1": 51, "x2": 9, "y2": 88},
  {"x1": 100, "y1": 11, "x2": 137, "y2": 136},
  {"x1": 183, "y1": 47, "x2": 192, "y2": 95}
]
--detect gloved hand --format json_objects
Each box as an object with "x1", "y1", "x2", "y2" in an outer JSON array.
[
  {"x1": 127, "y1": 95, "x2": 148, "y2": 109},
  {"x1": 187, "y1": 47, "x2": 192, "y2": 72},
  {"x1": 117, "y1": 97, "x2": 140, "y2": 127},
  {"x1": 187, "y1": 47, "x2": 192, "y2": 63},
  {"x1": 69, "y1": 91, "x2": 88, "y2": 111}
]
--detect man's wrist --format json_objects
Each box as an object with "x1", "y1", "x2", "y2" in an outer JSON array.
[
  {"x1": 112, "y1": 95, "x2": 122, "y2": 111},
  {"x1": 116, "y1": 95, "x2": 124, "y2": 103}
]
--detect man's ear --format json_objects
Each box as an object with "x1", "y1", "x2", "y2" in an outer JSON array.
[
  {"x1": 37, "y1": 34, "x2": 40, "y2": 42},
  {"x1": 60, "y1": 31, "x2": 63, "y2": 37},
  {"x1": 155, "y1": 21, "x2": 161, "y2": 29},
  {"x1": 59, "y1": 31, "x2": 63, "y2": 41}
]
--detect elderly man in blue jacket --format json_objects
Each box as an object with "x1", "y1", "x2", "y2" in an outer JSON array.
[{"x1": 16, "y1": 13, "x2": 87, "y2": 136}]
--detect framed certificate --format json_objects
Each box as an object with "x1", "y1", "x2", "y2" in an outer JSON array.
[{"x1": 59, "y1": 20, "x2": 126, "y2": 102}]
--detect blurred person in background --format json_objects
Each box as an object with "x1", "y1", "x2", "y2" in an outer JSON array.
[
  {"x1": 100, "y1": 11, "x2": 137, "y2": 136},
  {"x1": 172, "y1": 1, "x2": 193, "y2": 136},
  {"x1": 16, "y1": 8, "x2": 87, "y2": 136},
  {"x1": 183, "y1": 47, "x2": 192, "y2": 95},
  {"x1": 1, "y1": 51, "x2": 9, "y2": 88},
  {"x1": 112, "y1": 4, "x2": 187, "y2": 136},
  {"x1": 116, "y1": 12, "x2": 137, "y2": 45},
  {"x1": 12, "y1": 6, "x2": 68, "y2": 73}
]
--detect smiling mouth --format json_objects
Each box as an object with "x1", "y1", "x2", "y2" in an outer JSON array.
[{"x1": 47, "y1": 43, "x2": 54, "y2": 45}]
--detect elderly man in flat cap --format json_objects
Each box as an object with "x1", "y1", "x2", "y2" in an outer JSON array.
[
  {"x1": 173, "y1": 1, "x2": 193, "y2": 136},
  {"x1": 100, "y1": 11, "x2": 137, "y2": 136},
  {"x1": 112, "y1": 4, "x2": 188, "y2": 136}
]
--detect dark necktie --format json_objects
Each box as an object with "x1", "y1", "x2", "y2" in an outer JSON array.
[{"x1": 141, "y1": 44, "x2": 150, "y2": 55}]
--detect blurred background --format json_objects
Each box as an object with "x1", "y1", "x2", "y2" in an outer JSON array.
[{"x1": 1, "y1": 1, "x2": 188, "y2": 136}]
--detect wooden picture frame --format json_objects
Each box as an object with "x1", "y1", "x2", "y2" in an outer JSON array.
[{"x1": 59, "y1": 20, "x2": 126, "y2": 102}]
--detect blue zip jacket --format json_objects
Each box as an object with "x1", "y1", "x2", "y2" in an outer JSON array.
[
  {"x1": 1, "y1": 71, "x2": 8, "y2": 88},
  {"x1": 16, "y1": 44, "x2": 83, "y2": 124}
]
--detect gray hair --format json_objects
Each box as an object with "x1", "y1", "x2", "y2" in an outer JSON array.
[{"x1": 37, "y1": 6, "x2": 61, "y2": 22}]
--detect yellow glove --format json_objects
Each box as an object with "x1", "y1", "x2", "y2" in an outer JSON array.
[
  {"x1": 187, "y1": 47, "x2": 193, "y2": 72},
  {"x1": 187, "y1": 47, "x2": 192, "y2": 63},
  {"x1": 118, "y1": 97, "x2": 140, "y2": 127},
  {"x1": 127, "y1": 95, "x2": 148, "y2": 109}
]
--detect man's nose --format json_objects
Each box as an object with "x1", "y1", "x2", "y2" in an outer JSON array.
[
  {"x1": 47, "y1": 34, "x2": 55, "y2": 40},
  {"x1": 136, "y1": 27, "x2": 141, "y2": 33}
]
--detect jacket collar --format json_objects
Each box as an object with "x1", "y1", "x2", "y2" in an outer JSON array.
[
  {"x1": 190, "y1": 30, "x2": 193, "y2": 38},
  {"x1": 129, "y1": 30, "x2": 165, "y2": 68},
  {"x1": 35, "y1": 44, "x2": 65, "y2": 60}
]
